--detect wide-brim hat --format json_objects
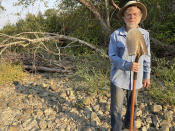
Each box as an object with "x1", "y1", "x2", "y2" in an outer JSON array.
[{"x1": 118, "y1": 1, "x2": 147, "y2": 21}]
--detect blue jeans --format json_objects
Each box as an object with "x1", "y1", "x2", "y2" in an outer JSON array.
[{"x1": 110, "y1": 83, "x2": 138, "y2": 131}]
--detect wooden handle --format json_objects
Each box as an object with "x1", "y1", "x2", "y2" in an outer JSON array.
[
  {"x1": 130, "y1": 53, "x2": 140, "y2": 131},
  {"x1": 130, "y1": 79, "x2": 137, "y2": 131}
]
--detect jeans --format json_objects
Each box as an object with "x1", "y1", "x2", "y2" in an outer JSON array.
[{"x1": 110, "y1": 83, "x2": 138, "y2": 131}]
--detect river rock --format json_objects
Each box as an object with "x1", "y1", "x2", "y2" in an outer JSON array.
[
  {"x1": 135, "y1": 119, "x2": 142, "y2": 129},
  {"x1": 152, "y1": 104, "x2": 162, "y2": 113}
]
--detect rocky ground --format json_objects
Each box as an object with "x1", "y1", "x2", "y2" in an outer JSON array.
[{"x1": 0, "y1": 73, "x2": 174, "y2": 131}]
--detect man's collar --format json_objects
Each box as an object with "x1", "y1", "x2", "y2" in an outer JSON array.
[
  {"x1": 119, "y1": 26, "x2": 127, "y2": 36},
  {"x1": 119, "y1": 26, "x2": 145, "y2": 36}
]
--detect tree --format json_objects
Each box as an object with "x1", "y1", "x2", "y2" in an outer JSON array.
[{"x1": 1, "y1": 0, "x2": 175, "y2": 57}]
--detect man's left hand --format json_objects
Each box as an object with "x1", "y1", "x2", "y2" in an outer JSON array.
[{"x1": 143, "y1": 78, "x2": 150, "y2": 89}]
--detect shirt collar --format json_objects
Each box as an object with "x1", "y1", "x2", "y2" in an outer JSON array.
[
  {"x1": 119, "y1": 26, "x2": 127, "y2": 36},
  {"x1": 119, "y1": 26, "x2": 145, "y2": 36}
]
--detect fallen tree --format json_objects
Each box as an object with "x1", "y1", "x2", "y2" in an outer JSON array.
[{"x1": 0, "y1": 32, "x2": 109, "y2": 73}]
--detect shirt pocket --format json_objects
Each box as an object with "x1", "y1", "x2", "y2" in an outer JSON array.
[{"x1": 116, "y1": 42, "x2": 125, "y2": 58}]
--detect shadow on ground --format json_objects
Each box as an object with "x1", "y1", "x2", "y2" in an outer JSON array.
[{"x1": 13, "y1": 80, "x2": 110, "y2": 130}]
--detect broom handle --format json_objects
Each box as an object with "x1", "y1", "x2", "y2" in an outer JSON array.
[{"x1": 130, "y1": 54, "x2": 140, "y2": 131}]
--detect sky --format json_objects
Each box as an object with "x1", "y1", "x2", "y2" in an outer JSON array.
[{"x1": 0, "y1": 0, "x2": 58, "y2": 29}]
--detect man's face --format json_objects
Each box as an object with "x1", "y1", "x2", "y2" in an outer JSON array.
[{"x1": 123, "y1": 6, "x2": 142, "y2": 29}]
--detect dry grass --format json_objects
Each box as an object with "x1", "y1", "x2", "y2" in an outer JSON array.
[{"x1": 0, "y1": 61, "x2": 28, "y2": 86}]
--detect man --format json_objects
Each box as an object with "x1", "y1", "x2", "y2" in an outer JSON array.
[{"x1": 108, "y1": 1, "x2": 151, "y2": 131}]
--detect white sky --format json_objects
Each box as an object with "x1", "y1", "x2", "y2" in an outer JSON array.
[{"x1": 0, "y1": 0, "x2": 58, "y2": 29}]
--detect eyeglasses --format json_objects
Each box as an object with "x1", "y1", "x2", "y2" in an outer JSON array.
[{"x1": 124, "y1": 13, "x2": 141, "y2": 18}]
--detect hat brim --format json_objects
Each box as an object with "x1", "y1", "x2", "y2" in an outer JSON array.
[{"x1": 118, "y1": 2, "x2": 147, "y2": 22}]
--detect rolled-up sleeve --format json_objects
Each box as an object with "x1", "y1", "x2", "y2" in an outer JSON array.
[
  {"x1": 143, "y1": 32, "x2": 151, "y2": 79},
  {"x1": 108, "y1": 33, "x2": 132, "y2": 71}
]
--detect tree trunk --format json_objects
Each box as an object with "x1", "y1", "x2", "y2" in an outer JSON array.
[
  {"x1": 105, "y1": 0, "x2": 110, "y2": 28},
  {"x1": 76, "y1": 0, "x2": 111, "y2": 35}
]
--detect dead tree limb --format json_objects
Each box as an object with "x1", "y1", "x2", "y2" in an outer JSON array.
[
  {"x1": 111, "y1": 0, "x2": 120, "y2": 10},
  {"x1": 0, "y1": 32, "x2": 109, "y2": 58},
  {"x1": 150, "y1": 37, "x2": 175, "y2": 57},
  {"x1": 24, "y1": 65, "x2": 71, "y2": 73}
]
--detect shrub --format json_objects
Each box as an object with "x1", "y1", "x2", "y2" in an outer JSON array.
[
  {"x1": 69, "y1": 53, "x2": 110, "y2": 96},
  {"x1": 150, "y1": 57, "x2": 175, "y2": 105},
  {"x1": 0, "y1": 62, "x2": 28, "y2": 86}
]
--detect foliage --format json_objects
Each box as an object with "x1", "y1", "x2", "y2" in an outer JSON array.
[
  {"x1": 142, "y1": 0, "x2": 175, "y2": 45},
  {"x1": 150, "y1": 56, "x2": 175, "y2": 105},
  {"x1": 69, "y1": 53, "x2": 110, "y2": 96},
  {"x1": 150, "y1": 14, "x2": 175, "y2": 45},
  {"x1": 0, "y1": 62, "x2": 28, "y2": 86},
  {"x1": 0, "y1": 24, "x2": 18, "y2": 35}
]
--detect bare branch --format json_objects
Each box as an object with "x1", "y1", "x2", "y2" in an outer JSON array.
[
  {"x1": 111, "y1": 0, "x2": 120, "y2": 10},
  {"x1": 0, "y1": 32, "x2": 109, "y2": 58}
]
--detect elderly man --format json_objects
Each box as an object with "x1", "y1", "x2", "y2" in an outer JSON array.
[{"x1": 108, "y1": 1, "x2": 151, "y2": 131}]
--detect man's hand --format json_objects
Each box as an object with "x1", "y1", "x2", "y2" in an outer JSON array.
[
  {"x1": 143, "y1": 78, "x2": 150, "y2": 89},
  {"x1": 130, "y1": 62, "x2": 141, "y2": 72}
]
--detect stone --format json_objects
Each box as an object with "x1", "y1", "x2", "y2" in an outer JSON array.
[
  {"x1": 71, "y1": 108, "x2": 79, "y2": 114},
  {"x1": 83, "y1": 97, "x2": 91, "y2": 106},
  {"x1": 1, "y1": 108, "x2": 20, "y2": 125},
  {"x1": 91, "y1": 120, "x2": 97, "y2": 127},
  {"x1": 9, "y1": 125, "x2": 18, "y2": 131},
  {"x1": 1, "y1": 72, "x2": 175, "y2": 131},
  {"x1": 159, "y1": 126, "x2": 169, "y2": 131},
  {"x1": 152, "y1": 115, "x2": 160, "y2": 128},
  {"x1": 36, "y1": 110, "x2": 43, "y2": 118},
  {"x1": 164, "y1": 111, "x2": 173, "y2": 122},
  {"x1": 141, "y1": 126, "x2": 147, "y2": 131},
  {"x1": 172, "y1": 106, "x2": 175, "y2": 112},
  {"x1": 105, "y1": 104, "x2": 110, "y2": 112},
  {"x1": 122, "y1": 107, "x2": 126, "y2": 116},
  {"x1": 48, "y1": 114, "x2": 56, "y2": 120},
  {"x1": 59, "y1": 127, "x2": 66, "y2": 131},
  {"x1": 139, "y1": 103, "x2": 145, "y2": 109},
  {"x1": 146, "y1": 124, "x2": 150, "y2": 129},
  {"x1": 148, "y1": 127, "x2": 158, "y2": 131},
  {"x1": 23, "y1": 119, "x2": 39, "y2": 130},
  {"x1": 44, "y1": 108, "x2": 55, "y2": 116},
  {"x1": 50, "y1": 96, "x2": 58, "y2": 101},
  {"x1": 160, "y1": 120, "x2": 171, "y2": 127},
  {"x1": 93, "y1": 105, "x2": 100, "y2": 112},
  {"x1": 60, "y1": 92, "x2": 67, "y2": 98},
  {"x1": 101, "y1": 127, "x2": 108, "y2": 131},
  {"x1": 39, "y1": 120, "x2": 48, "y2": 129},
  {"x1": 152, "y1": 104, "x2": 162, "y2": 113},
  {"x1": 146, "y1": 117, "x2": 152, "y2": 124},
  {"x1": 80, "y1": 127, "x2": 94, "y2": 131},
  {"x1": 135, "y1": 119, "x2": 142, "y2": 129},
  {"x1": 40, "y1": 91, "x2": 49, "y2": 97},
  {"x1": 47, "y1": 120, "x2": 56, "y2": 128},
  {"x1": 98, "y1": 110, "x2": 104, "y2": 115},
  {"x1": 136, "y1": 110, "x2": 142, "y2": 117},
  {"x1": 42, "y1": 83, "x2": 48, "y2": 88},
  {"x1": 66, "y1": 125, "x2": 71, "y2": 131},
  {"x1": 99, "y1": 96, "x2": 107, "y2": 103},
  {"x1": 91, "y1": 112, "x2": 100, "y2": 125}
]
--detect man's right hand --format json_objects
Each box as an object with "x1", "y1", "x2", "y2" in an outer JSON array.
[{"x1": 130, "y1": 62, "x2": 141, "y2": 72}]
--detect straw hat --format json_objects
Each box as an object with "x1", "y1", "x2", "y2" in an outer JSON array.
[{"x1": 118, "y1": 1, "x2": 147, "y2": 21}]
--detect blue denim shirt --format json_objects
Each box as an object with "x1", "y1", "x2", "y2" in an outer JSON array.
[{"x1": 108, "y1": 26, "x2": 151, "y2": 90}]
